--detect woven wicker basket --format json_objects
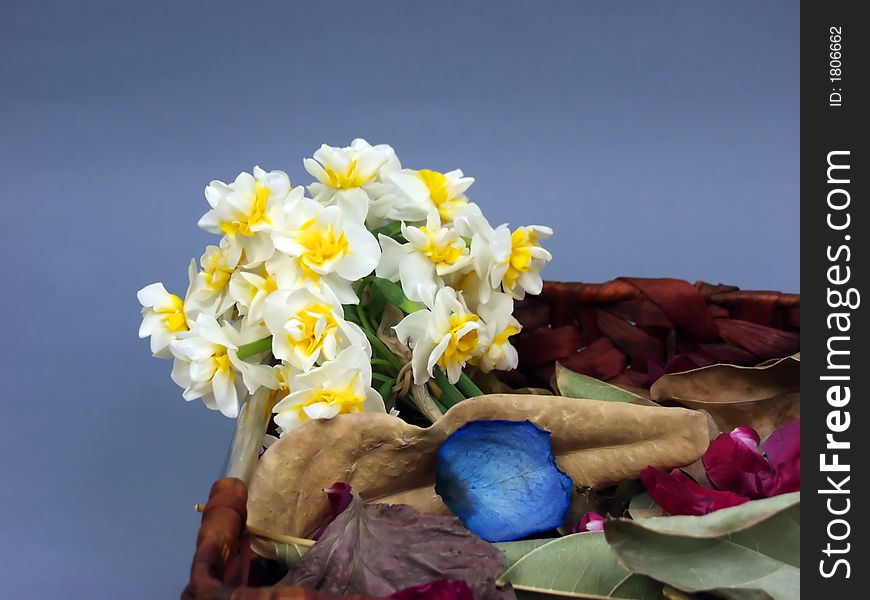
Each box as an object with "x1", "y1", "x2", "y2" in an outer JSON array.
[{"x1": 183, "y1": 277, "x2": 800, "y2": 599}]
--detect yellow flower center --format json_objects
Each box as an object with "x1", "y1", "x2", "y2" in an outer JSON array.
[
  {"x1": 418, "y1": 169, "x2": 467, "y2": 222},
  {"x1": 419, "y1": 226, "x2": 464, "y2": 267},
  {"x1": 493, "y1": 325, "x2": 521, "y2": 346},
  {"x1": 293, "y1": 382, "x2": 365, "y2": 423},
  {"x1": 213, "y1": 349, "x2": 232, "y2": 376},
  {"x1": 156, "y1": 294, "x2": 188, "y2": 333},
  {"x1": 438, "y1": 314, "x2": 480, "y2": 368},
  {"x1": 323, "y1": 159, "x2": 374, "y2": 189},
  {"x1": 271, "y1": 366, "x2": 294, "y2": 407},
  {"x1": 504, "y1": 228, "x2": 538, "y2": 289},
  {"x1": 296, "y1": 219, "x2": 349, "y2": 280},
  {"x1": 287, "y1": 303, "x2": 340, "y2": 357},
  {"x1": 250, "y1": 269, "x2": 278, "y2": 302},
  {"x1": 202, "y1": 249, "x2": 233, "y2": 292},
  {"x1": 220, "y1": 182, "x2": 272, "y2": 237}
]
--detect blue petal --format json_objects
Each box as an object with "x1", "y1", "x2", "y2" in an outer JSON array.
[{"x1": 435, "y1": 420, "x2": 574, "y2": 542}]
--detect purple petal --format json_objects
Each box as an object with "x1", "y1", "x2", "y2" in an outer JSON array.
[{"x1": 640, "y1": 466, "x2": 749, "y2": 516}]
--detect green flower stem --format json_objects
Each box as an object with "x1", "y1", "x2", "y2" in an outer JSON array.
[
  {"x1": 433, "y1": 367, "x2": 465, "y2": 408},
  {"x1": 236, "y1": 336, "x2": 273, "y2": 360},
  {"x1": 356, "y1": 298, "x2": 375, "y2": 332},
  {"x1": 370, "y1": 358, "x2": 399, "y2": 374},
  {"x1": 363, "y1": 328, "x2": 404, "y2": 372},
  {"x1": 377, "y1": 377, "x2": 397, "y2": 405},
  {"x1": 432, "y1": 395, "x2": 450, "y2": 414},
  {"x1": 346, "y1": 303, "x2": 404, "y2": 372},
  {"x1": 370, "y1": 277, "x2": 423, "y2": 314},
  {"x1": 456, "y1": 373, "x2": 485, "y2": 398},
  {"x1": 371, "y1": 372, "x2": 393, "y2": 385}
]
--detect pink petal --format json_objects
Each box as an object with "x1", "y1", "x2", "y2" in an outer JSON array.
[
  {"x1": 640, "y1": 466, "x2": 749, "y2": 516},
  {"x1": 763, "y1": 419, "x2": 800, "y2": 471},
  {"x1": 572, "y1": 511, "x2": 605, "y2": 533},
  {"x1": 763, "y1": 419, "x2": 800, "y2": 495},
  {"x1": 702, "y1": 432, "x2": 776, "y2": 499},
  {"x1": 729, "y1": 426, "x2": 762, "y2": 454}
]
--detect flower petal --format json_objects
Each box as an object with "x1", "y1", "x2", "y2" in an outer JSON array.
[
  {"x1": 702, "y1": 432, "x2": 775, "y2": 499},
  {"x1": 640, "y1": 466, "x2": 749, "y2": 516},
  {"x1": 572, "y1": 512, "x2": 605, "y2": 533},
  {"x1": 435, "y1": 420, "x2": 573, "y2": 542},
  {"x1": 763, "y1": 419, "x2": 800, "y2": 496},
  {"x1": 212, "y1": 369, "x2": 240, "y2": 418}
]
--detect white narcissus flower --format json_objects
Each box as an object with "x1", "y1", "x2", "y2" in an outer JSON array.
[
  {"x1": 169, "y1": 315, "x2": 278, "y2": 418},
  {"x1": 501, "y1": 225, "x2": 553, "y2": 299},
  {"x1": 475, "y1": 292, "x2": 522, "y2": 372},
  {"x1": 137, "y1": 278, "x2": 192, "y2": 359},
  {"x1": 198, "y1": 166, "x2": 302, "y2": 267},
  {"x1": 304, "y1": 139, "x2": 400, "y2": 224},
  {"x1": 472, "y1": 221, "x2": 553, "y2": 300},
  {"x1": 376, "y1": 216, "x2": 472, "y2": 308},
  {"x1": 271, "y1": 361, "x2": 296, "y2": 402},
  {"x1": 262, "y1": 287, "x2": 369, "y2": 372},
  {"x1": 270, "y1": 197, "x2": 380, "y2": 304},
  {"x1": 394, "y1": 287, "x2": 487, "y2": 385},
  {"x1": 272, "y1": 346, "x2": 385, "y2": 436},
  {"x1": 378, "y1": 168, "x2": 475, "y2": 225},
  {"x1": 229, "y1": 265, "x2": 279, "y2": 323},
  {"x1": 186, "y1": 240, "x2": 241, "y2": 317}
]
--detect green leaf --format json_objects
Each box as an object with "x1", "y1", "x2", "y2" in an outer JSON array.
[
  {"x1": 497, "y1": 533, "x2": 664, "y2": 599},
  {"x1": 628, "y1": 493, "x2": 665, "y2": 519},
  {"x1": 275, "y1": 541, "x2": 310, "y2": 569},
  {"x1": 605, "y1": 493, "x2": 800, "y2": 600},
  {"x1": 372, "y1": 220, "x2": 403, "y2": 239},
  {"x1": 370, "y1": 276, "x2": 423, "y2": 314},
  {"x1": 555, "y1": 363, "x2": 644, "y2": 404}
]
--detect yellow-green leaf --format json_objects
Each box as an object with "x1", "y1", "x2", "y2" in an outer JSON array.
[{"x1": 555, "y1": 363, "x2": 644, "y2": 404}]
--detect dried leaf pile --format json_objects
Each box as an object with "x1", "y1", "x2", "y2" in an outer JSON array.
[{"x1": 245, "y1": 355, "x2": 800, "y2": 600}]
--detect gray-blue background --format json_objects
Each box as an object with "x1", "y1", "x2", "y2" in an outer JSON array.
[{"x1": 1, "y1": 1, "x2": 798, "y2": 597}]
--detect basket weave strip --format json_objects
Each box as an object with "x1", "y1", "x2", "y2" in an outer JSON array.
[
  {"x1": 184, "y1": 478, "x2": 378, "y2": 599},
  {"x1": 511, "y1": 278, "x2": 799, "y2": 388}
]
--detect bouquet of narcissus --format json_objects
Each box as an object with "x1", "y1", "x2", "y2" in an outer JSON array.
[{"x1": 137, "y1": 139, "x2": 552, "y2": 432}]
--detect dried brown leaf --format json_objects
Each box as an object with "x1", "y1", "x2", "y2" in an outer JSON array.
[
  {"x1": 650, "y1": 354, "x2": 799, "y2": 437},
  {"x1": 248, "y1": 394, "x2": 709, "y2": 537}
]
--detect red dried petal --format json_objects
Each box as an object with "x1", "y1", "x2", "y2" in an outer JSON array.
[
  {"x1": 391, "y1": 580, "x2": 474, "y2": 600},
  {"x1": 640, "y1": 466, "x2": 749, "y2": 516},
  {"x1": 702, "y1": 434, "x2": 775, "y2": 499}
]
